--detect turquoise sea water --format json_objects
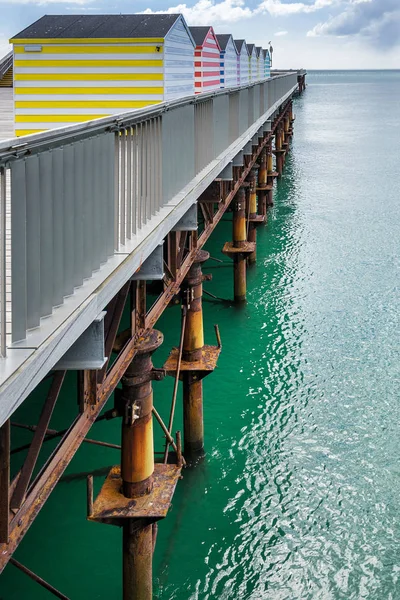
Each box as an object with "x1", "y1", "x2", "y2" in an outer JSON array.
[{"x1": 2, "y1": 70, "x2": 400, "y2": 599}]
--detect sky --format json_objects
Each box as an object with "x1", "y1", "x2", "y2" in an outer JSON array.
[{"x1": 1, "y1": 0, "x2": 399, "y2": 69}]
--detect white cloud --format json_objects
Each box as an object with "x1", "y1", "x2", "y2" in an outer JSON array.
[
  {"x1": 142, "y1": 0, "x2": 253, "y2": 25},
  {"x1": 6, "y1": 0, "x2": 92, "y2": 4},
  {"x1": 307, "y1": 0, "x2": 400, "y2": 48},
  {"x1": 274, "y1": 30, "x2": 288, "y2": 36},
  {"x1": 257, "y1": 0, "x2": 338, "y2": 17},
  {"x1": 143, "y1": 0, "x2": 337, "y2": 25}
]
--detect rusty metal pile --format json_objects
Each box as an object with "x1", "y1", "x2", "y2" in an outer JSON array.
[{"x1": 0, "y1": 87, "x2": 302, "y2": 599}]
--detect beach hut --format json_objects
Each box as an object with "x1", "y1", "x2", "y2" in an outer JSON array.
[
  {"x1": 10, "y1": 13, "x2": 195, "y2": 136},
  {"x1": 216, "y1": 34, "x2": 238, "y2": 89},
  {"x1": 255, "y1": 46, "x2": 262, "y2": 81},
  {"x1": 247, "y1": 44, "x2": 258, "y2": 82},
  {"x1": 234, "y1": 39, "x2": 250, "y2": 86},
  {"x1": 189, "y1": 26, "x2": 221, "y2": 94},
  {"x1": 262, "y1": 48, "x2": 271, "y2": 78}
]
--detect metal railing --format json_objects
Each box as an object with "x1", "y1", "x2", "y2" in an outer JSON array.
[
  {"x1": 0, "y1": 52, "x2": 12, "y2": 81},
  {"x1": 0, "y1": 72, "x2": 298, "y2": 355}
]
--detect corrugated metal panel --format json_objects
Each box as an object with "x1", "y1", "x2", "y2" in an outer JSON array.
[
  {"x1": 164, "y1": 16, "x2": 194, "y2": 100},
  {"x1": 213, "y1": 94, "x2": 229, "y2": 155},
  {"x1": 218, "y1": 36, "x2": 237, "y2": 89},
  {"x1": 191, "y1": 27, "x2": 221, "y2": 94}
]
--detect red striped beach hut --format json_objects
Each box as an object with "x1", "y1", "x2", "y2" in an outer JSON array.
[{"x1": 189, "y1": 26, "x2": 221, "y2": 93}]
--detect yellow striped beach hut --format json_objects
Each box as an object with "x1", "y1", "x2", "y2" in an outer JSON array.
[{"x1": 10, "y1": 14, "x2": 195, "y2": 136}]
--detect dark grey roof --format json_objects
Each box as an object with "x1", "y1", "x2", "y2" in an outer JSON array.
[
  {"x1": 216, "y1": 34, "x2": 237, "y2": 53},
  {"x1": 247, "y1": 43, "x2": 255, "y2": 55},
  {"x1": 262, "y1": 48, "x2": 270, "y2": 58},
  {"x1": 234, "y1": 39, "x2": 248, "y2": 54},
  {"x1": 189, "y1": 26, "x2": 212, "y2": 46},
  {"x1": 12, "y1": 14, "x2": 182, "y2": 39},
  {"x1": 255, "y1": 46, "x2": 262, "y2": 57}
]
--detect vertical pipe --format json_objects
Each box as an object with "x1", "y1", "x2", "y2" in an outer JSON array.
[
  {"x1": 181, "y1": 250, "x2": 208, "y2": 458},
  {"x1": 232, "y1": 187, "x2": 247, "y2": 303},
  {"x1": 123, "y1": 520, "x2": 153, "y2": 600},
  {"x1": 120, "y1": 330, "x2": 162, "y2": 600},
  {"x1": 0, "y1": 419, "x2": 10, "y2": 543},
  {"x1": 247, "y1": 167, "x2": 258, "y2": 264}
]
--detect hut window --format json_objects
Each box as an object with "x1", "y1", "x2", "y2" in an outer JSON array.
[{"x1": 24, "y1": 45, "x2": 42, "y2": 52}]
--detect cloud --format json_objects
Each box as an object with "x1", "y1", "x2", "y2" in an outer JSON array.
[
  {"x1": 308, "y1": 0, "x2": 400, "y2": 48},
  {"x1": 257, "y1": 0, "x2": 337, "y2": 17},
  {"x1": 143, "y1": 0, "x2": 338, "y2": 24},
  {"x1": 142, "y1": 0, "x2": 253, "y2": 25},
  {"x1": 4, "y1": 0, "x2": 92, "y2": 4},
  {"x1": 274, "y1": 30, "x2": 288, "y2": 36}
]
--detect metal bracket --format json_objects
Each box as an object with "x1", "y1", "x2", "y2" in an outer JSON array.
[
  {"x1": 263, "y1": 120, "x2": 272, "y2": 133},
  {"x1": 243, "y1": 141, "x2": 253, "y2": 156},
  {"x1": 54, "y1": 312, "x2": 107, "y2": 370},
  {"x1": 172, "y1": 204, "x2": 198, "y2": 232},
  {"x1": 232, "y1": 151, "x2": 244, "y2": 167},
  {"x1": 217, "y1": 162, "x2": 233, "y2": 181},
  {"x1": 131, "y1": 243, "x2": 164, "y2": 281}
]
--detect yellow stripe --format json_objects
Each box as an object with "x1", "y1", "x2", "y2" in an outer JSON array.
[
  {"x1": 15, "y1": 86, "x2": 164, "y2": 95},
  {"x1": 16, "y1": 114, "x2": 110, "y2": 123},
  {"x1": 14, "y1": 45, "x2": 163, "y2": 54},
  {"x1": 15, "y1": 73, "x2": 164, "y2": 81},
  {"x1": 11, "y1": 38, "x2": 164, "y2": 44},
  {"x1": 15, "y1": 60, "x2": 163, "y2": 68},
  {"x1": 16, "y1": 130, "x2": 46, "y2": 136},
  {"x1": 16, "y1": 100, "x2": 161, "y2": 108}
]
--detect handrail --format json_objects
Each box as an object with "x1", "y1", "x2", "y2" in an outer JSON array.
[
  {"x1": 0, "y1": 72, "x2": 300, "y2": 162},
  {"x1": 0, "y1": 51, "x2": 12, "y2": 80},
  {"x1": 0, "y1": 71, "x2": 299, "y2": 356}
]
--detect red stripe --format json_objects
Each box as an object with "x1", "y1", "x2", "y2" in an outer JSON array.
[
  {"x1": 202, "y1": 79, "x2": 221, "y2": 87},
  {"x1": 195, "y1": 80, "x2": 220, "y2": 88},
  {"x1": 194, "y1": 71, "x2": 220, "y2": 77},
  {"x1": 201, "y1": 50, "x2": 220, "y2": 59},
  {"x1": 194, "y1": 62, "x2": 220, "y2": 69},
  {"x1": 204, "y1": 40, "x2": 218, "y2": 50}
]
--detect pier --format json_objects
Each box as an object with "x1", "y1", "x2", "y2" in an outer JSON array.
[{"x1": 0, "y1": 54, "x2": 306, "y2": 597}]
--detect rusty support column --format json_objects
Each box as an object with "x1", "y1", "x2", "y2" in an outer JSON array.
[
  {"x1": 274, "y1": 125, "x2": 284, "y2": 179},
  {"x1": 181, "y1": 250, "x2": 209, "y2": 458},
  {"x1": 222, "y1": 186, "x2": 255, "y2": 303},
  {"x1": 120, "y1": 330, "x2": 163, "y2": 600},
  {"x1": 246, "y1": 167, "x2": 258, "y2": 264},
  {"x1": 122, "y1": 520, "x2": 153, "y2": 600},
  {"x1": 266, "y1": 146, "x2": 274, "y2": 207},
  {"x1": 232, "y1": 188, "x2": 248, "y2": 302},
  {"x1": 0, "y1": 420, "x2": 10, "y2": 544},
  {"x1": 257, "y1": 149, "x2": 267, "y2": 219}
]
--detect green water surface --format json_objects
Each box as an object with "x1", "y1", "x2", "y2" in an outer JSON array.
[{"x1": 1, "y1": 70, "x2": 400, "y2": 599}]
